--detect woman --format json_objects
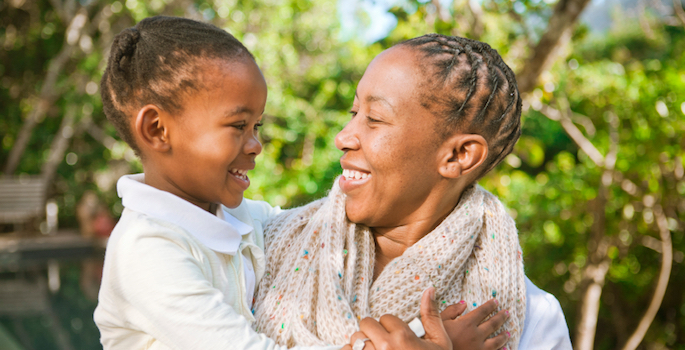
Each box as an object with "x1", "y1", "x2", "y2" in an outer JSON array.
[{"x1": 253, "y1": 34, "x2": 572, "y2": 350}]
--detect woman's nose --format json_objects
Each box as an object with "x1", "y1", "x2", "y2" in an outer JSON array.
[{"x1": 335, "y1": 121, "x2": 361, "y2": 152}]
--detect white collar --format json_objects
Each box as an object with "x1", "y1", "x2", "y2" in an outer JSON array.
[{"x1": 117, "y1": 174, "x2": 253, "y2": 255}]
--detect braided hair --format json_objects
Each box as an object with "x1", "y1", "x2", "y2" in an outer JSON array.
[
  {"x1": 101, "y1": 16, "x2": 254, "y2": 155},
  {"x1": 400, "y1": 34, "x2": 522, "y2": 177}
]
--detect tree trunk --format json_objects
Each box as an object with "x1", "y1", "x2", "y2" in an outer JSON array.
[
  {"x1": 621, "y1": 206, "x2": 673, "y2": 350},
  {"x1": 574, "y1": 185, "x2": 611, "y2": 350},
  {"x1": 41, "y1": 108, "x2": 77, "y2": 187},
  {"x1": 516, "y1": 0, "x2": 592, "y2": 94}
]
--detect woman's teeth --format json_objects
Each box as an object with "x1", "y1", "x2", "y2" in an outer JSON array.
[
  {"x1": 342, "y1": 169, "x2": 370, "y2": 180},
  {"x1": 230, "y1": 168, "x2": 248, "y2": 180}
]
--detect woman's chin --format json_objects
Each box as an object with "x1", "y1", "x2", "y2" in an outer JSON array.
[{"x1": 344, "y1": 201, "x2": 372, "y2": 226}]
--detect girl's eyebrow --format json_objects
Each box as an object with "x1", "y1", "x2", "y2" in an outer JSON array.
[
  {"x1": 223, "y1": 106, "x2": 266, "y2": 120},
  {"x1": 224, "y1": 106, "x2": 252, "y2": 117}
]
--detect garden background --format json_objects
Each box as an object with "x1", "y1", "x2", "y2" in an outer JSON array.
[{"x1": 1, "y1": 0, "x2": 684, "y2": 349}]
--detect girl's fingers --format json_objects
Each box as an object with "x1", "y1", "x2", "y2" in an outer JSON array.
[
  {"x1": 440, "y1": 301, "x2": 467, "y2": 321},
  {"x1": 463, "y1": 299, "x2": 499, "y2": 324},
  {"x1": 478, "y1": 309, "x2": 510, "y2": 336},
  {"x1": 483, "y1": 331, "x2": 510, "y2": 350}
]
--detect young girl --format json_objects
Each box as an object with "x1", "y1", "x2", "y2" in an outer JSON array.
[{"x1": 94, "y1": 16, "x2": 508, "y2": 350}]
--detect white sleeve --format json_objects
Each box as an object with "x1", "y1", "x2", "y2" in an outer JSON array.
[
  {"x1": 115, "y1": 228, "x2": 339, "y2": 350},
  {"x1": 518, "y1": 277, "x2": 573, "y2": 350}
]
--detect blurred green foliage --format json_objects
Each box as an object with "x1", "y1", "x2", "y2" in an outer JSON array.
[{"x1": 0, "y1": 0, "x2": 684, "y2": 349}]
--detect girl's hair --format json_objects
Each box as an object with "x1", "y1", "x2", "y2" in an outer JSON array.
[
  {"x1": 100, "y1": 16, "x2": 253, "y2": 155},
  {"x1": 399, "y1": 34, "x2": 522, "y2": 176}
]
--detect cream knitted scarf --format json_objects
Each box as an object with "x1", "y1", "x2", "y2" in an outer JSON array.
[{"x1": 254, "y1": 181, "x2": 526, "y2": 349}]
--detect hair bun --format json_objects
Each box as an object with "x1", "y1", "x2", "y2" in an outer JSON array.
[
  {"x1": 115, "y1": 28, "x2": 140, "y2": 70},
  {"x1": 118, "y1": 28, "x2": 140, "y2": 53}
]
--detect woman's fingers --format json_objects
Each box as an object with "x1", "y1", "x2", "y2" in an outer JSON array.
[
  {"x1": 360, "y1": 316, "x2": 418, "y2": 350},
  {"x1": 483, "y1": 331, "x2": 510, "y2": 350},
  {"x1": 440, "y1": 301, "x2": 467, "y2": 321},
  {"x1": 348, "y1": 332, "x2": 377, "y2": 350},
  {"x1": 419, "y1": 287, "x2": 452, "y2": 350},
  {"x1": 478, "y1": 309, "x2": 510, "y2": 336},
  {"x1": 349, "y1": 331, "x2": 369, "y2": 346},
  {"x1": 359, "y1": 317, "x2": 389, "y2": 340},
  {"x1": 378, "y1": 314, "x2": 408, "y2": 333}
]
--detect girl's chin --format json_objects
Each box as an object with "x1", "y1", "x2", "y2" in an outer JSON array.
[{"x1": 220, "y1": 192, "x2": 245, "y2": 209}]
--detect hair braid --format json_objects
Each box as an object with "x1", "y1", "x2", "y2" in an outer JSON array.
[
  {"x1": 101, "y1": 16, "x2": 254, "y2": 155},
  {"x1": 400, "y1": 34, "x2": 522, "y2": 176}
]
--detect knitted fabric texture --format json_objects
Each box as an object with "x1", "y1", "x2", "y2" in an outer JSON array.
[{"x1": 254, "y1": 180, "x2": 526, "y2": 349}]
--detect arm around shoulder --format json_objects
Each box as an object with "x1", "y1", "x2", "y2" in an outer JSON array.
[{"x1": 518, "y1": 277, "x2": 573, "y2": 350}]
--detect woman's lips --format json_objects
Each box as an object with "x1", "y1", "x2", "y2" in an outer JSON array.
[
  {"x1": 339, "y1": 169, "x2": 371, "y2": 193},
  {"x1": 342, "y1": 169, "x2": 370, "y2": 180}
]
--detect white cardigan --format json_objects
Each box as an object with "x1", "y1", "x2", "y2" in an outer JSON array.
[{"x1": 94, "y1": 174, "x2": 338, "y2": 350}]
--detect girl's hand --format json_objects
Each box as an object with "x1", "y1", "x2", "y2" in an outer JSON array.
[
  {"x1": 341, "y1": 287, "x2": 452, "y2": 350},
  {"x1": 442, "y1": 299, "x2": 510, "y2": 350}
]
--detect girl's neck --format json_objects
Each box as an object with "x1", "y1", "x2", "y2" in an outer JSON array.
[{"x1": 143, "y1": 164, "x2": 213, "y2": 212}]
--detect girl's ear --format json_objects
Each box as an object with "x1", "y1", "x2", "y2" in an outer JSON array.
[
  {"x1": 133, "y1": 104, "x2": 171, "y2": 153},
  {"x1": 437, "y1": 134, "x2": 488, "y2": 179}
]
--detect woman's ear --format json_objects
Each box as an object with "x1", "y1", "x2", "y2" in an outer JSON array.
[
  {"x1": 437, "y1": 134, "x2": 488, "y2": 179},
  {"x1": 133, "y1": 104, "x2": 171, "y2": 153}
]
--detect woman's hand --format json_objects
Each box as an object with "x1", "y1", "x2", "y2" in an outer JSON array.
[
  {"x1": 341, "y1": 287, "x2": 452, "y2": 350},
  {"x1": 442, "y1": 299, "x2": 510, "y2": 350}
]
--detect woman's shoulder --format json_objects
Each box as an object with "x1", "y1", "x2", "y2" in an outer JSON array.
[{"x1": 519, "y1": 277, "x2": 573, "y2": 350}]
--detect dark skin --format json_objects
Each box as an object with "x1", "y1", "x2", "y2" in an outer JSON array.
[
  {"x1": 129, "y1": 58, "x2": 267, "y2": 213},
  {"x1": 336, "y1": 46, "x2": 511, "y2": 350}
]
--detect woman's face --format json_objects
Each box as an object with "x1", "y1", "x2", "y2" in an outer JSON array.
[{"x1": 335, "y1": 46, "x2": 446, "y2": 228}]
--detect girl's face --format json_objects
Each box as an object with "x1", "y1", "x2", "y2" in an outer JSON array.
[
  {"x1": 163, "y1": 58, "x2": 267, "y2": 210},
  {"x1": 335, "y1": 46, "x2": 445, "y2": 228}
]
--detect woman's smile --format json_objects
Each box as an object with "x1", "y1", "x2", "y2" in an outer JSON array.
[{"x1": 339, "y1": 163, "x2": 372, "y2": 193}]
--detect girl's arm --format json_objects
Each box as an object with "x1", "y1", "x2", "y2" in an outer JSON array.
[{"x1": 340, "y1": 290, "x2": 509, "y2": 350}]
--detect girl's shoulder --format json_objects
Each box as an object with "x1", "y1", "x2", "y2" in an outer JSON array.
[{"x1": 227, "y1": 198, "x2": 283, "y2": 224}]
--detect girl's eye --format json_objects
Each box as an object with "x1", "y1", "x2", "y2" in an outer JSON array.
[
  {"x1": 232, "y1": 124, "x2": 247, "y2": 130},
  {"x1": 254, "y1": 122, "x2": 263, "y2": 131}
]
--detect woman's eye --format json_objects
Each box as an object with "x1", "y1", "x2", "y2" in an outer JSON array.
[
  {"x1": 366, "y1": 116, "x2": 381, "y2": 123},
  {"x1": 349, "y1": 110, "x2": 358, "y2": 118}
]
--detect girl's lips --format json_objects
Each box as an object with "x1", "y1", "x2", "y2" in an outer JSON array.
[
  {"x1": 339, "y1": 170, "x2": 371, "y2": 193},
  {"x1": 229, "y1": 170, "x2": 250, "y2": 190}
]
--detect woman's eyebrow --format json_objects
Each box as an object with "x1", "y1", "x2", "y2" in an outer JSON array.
[{"x1": 354, "y1": 91, "x2": 396, "y2": 113}]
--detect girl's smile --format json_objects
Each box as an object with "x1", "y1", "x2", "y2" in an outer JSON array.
[{"x1": 144, "y1": 58, "x2": 268, "y2": 211}]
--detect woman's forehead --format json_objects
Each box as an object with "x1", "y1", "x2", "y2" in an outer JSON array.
[{"x1": 356, "y1": 47, "x2": 424, "y2": 108}]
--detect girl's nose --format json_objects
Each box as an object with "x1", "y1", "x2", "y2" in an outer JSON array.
[
  {"x1": 335, "y1": 121, "x2": 361, "y2": 152},
  {"x1": 245, "y1": 132, "x2": 262, "y2": 156}
]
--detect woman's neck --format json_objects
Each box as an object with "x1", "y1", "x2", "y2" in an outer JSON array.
[{"x1": 371, "y1": 186, "x2": 466, "y2": 281}]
